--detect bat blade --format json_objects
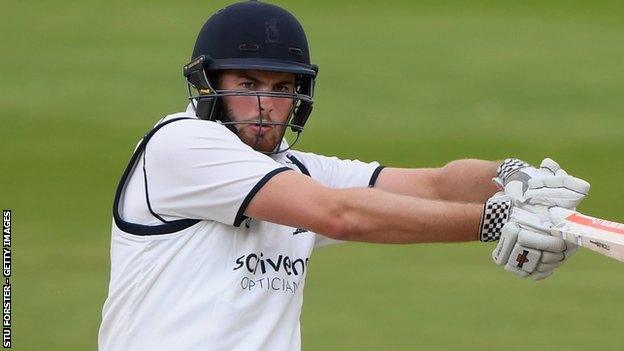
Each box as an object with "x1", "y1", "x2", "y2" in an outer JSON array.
[{"x1": 551, "y1": 213, "x2": 624, "y2": 262}]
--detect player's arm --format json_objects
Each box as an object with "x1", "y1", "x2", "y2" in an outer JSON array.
[
  {"x1": 246, "y1": 161, "x2": 588, "y2": 280},
  {"x1": 374, "y1": 159, "x2": 499, "y2": 203},
  {"x1": 246, "y1": 170, "x2": 482, "y2": 244}
]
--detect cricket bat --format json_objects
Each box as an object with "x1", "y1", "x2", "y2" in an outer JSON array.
[{"x1": 548, "y1": 208, "x2": 624, "y2": 262}]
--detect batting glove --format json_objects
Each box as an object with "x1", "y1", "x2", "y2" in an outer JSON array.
[
  {"x1": 480, "y1": 193, "x2": 577, "y2": 280},
  {"x1": 494, "y1": 158, "x2": 590, "y2": 210},
  {"x1": 492, "y1": 221, "x2": 576, "y2": 280}
]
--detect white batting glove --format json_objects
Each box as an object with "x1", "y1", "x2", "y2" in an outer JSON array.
[
  {"x1": 479, "y1": 193, "x2": 548, "y2": 243},
  {"x1": 494, "y1": 158, "x2": 590, "y2": 210},
  {"x1": 546, "y1": 206, "x2": 580, "y2": 257},
  {"x1": 480, "y1": 194, "x2": 577, "y2": 280},
  {"x1": 492, "y1": 219, "x2": 578, "y2": 280}
]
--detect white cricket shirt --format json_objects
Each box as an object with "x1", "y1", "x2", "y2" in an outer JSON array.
[{"x1": 98, "y1": 104, "x2": 383, "y2": 351}]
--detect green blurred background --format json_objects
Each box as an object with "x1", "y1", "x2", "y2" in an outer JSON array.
[{"x1": 2, "y1": 0, "x2": 623, "y2": 349}]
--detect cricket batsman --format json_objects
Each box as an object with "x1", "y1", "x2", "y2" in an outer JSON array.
[{"x1": 98, "y1": 1, "x2": 591, "y2": 350}]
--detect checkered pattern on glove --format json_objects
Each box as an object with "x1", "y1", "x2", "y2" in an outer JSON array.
[
  {"x1": 496, "y1": 158, "x2": 530, "y2": 183},
  {"x1": 479, "y1": 195, "x2": 512, "y2": 242}
]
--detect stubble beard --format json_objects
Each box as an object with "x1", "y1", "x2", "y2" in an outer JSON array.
[
  {"x1": 237, "y1": 123, "x2": 285, "y2": 153},
  {"x1": 222, "y1": 105, "x2": 286, "y2": 153}
]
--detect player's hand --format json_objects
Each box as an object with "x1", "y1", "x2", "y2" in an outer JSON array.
[
  {"x1": 479, "y1": 193, "x2": 577, "y2": 280},
  {"x1": 479, "y1": 192, "x2": 550, "y2": 243},
  {"x1": 547, "y1": 206, "x2": 580, "y2": 257},
  {"x1": 491, "y1": 221, "x2": 575, "y2": 280},
  {"x1": 494, "y1": 158, "x2": 590, "y2": 210}
]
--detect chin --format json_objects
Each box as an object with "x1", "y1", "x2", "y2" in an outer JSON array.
[
  {"x1": 239, "y1": 129, "x2": 283, "y2": 153},
  {"x1": 241, "y1": 137, "x2": 280, "y2": 153}
]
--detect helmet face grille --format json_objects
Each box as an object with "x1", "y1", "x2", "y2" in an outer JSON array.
[{"x1": 189, "y1": 88, "x2": 309, "y2": 154}]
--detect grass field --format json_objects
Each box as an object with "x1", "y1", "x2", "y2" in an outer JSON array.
[{"x1": 2, "y1": 0, "x2": 624, "y2": 350}]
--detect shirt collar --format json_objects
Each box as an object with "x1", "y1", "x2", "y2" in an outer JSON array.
[{"x1": 185, "y1": 102, "x2": 197, "y2": 116}]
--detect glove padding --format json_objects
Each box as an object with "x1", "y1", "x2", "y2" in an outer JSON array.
[
  {"x1": 495, "y1": 158, "x2": 590, "y2": 210},
  {"x1": 524, "y1": 167, "x2": 590, "y2": 209},
  {"x1": 492, "y1": 219, "x2": 578, "y2": 281},
  {"x1": 482, "y1": 192, "x2": 579, "y2": 280},
  {"x1": 479, "y1": 192, "x2": 551, "y2": 242}
]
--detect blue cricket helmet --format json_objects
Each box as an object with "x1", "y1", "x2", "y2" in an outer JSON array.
[{"x1": 183, "y1": 1, "x2": 318, "y2": 141}]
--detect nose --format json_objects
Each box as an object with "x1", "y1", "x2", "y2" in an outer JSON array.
[{"x1": 258, "y1": 95, "x2": 274, "y2": 117}]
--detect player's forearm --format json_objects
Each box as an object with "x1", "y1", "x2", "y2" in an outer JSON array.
[
  {"x1": 332, "y1": 187, "x2": 483, "y2": 244},
  {"x1": 435, "y1": 159, "x2": 499, "y2": 202},
  {"x1": 374, "y1": 159, "x2": 499, "y2": 203}
]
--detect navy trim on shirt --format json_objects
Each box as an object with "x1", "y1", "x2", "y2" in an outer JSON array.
[
  {"x1": 112, "y1": 117, "x2": 202, "y2": 236},
  {"x1": 286, "y1": 154, "x2": 310, "y2": 176},
  {"x1": 233, "y1": 167, "x2": 293, "y2": 227},
  {"x1": 368, "y1": 165, "x2": 386, "y2": 187}
]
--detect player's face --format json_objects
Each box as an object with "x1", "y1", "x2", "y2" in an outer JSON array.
[{"x1": 219, "y1": 70, "x2": 296, "y2": 153}]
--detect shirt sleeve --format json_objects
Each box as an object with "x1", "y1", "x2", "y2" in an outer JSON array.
[
  {"x1": 143, "y1": 119, "x2": 291, "y2": 226},
  {"x1": 286, "y1": 150, "x2": 384, "y2": 248},
  {"x1": 287, "y1": 150, "x2": 383, "y2": 189}
]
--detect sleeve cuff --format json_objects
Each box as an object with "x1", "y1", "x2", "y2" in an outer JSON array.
[
  {"x1": 368, "y1": 165, "x2": 386, "y2": 188},
  {"x1": 233, "y1": 167, "x2": 293, "y2": 227}
]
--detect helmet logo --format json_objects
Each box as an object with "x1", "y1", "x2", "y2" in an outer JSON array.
[
  {"x1": 264, "y1": 18, "x2": 280, "y2": 44},
  {"x1": 239, "y1": 44, "x2": 260, "y2": 52}
]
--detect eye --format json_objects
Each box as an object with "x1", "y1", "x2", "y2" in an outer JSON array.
[
  {"x1": 274, "y1": 84, "x2": 293, "y2": 92},
  {"x1": 239, "y1": 81, "x2": 256, "y2": 90}
]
